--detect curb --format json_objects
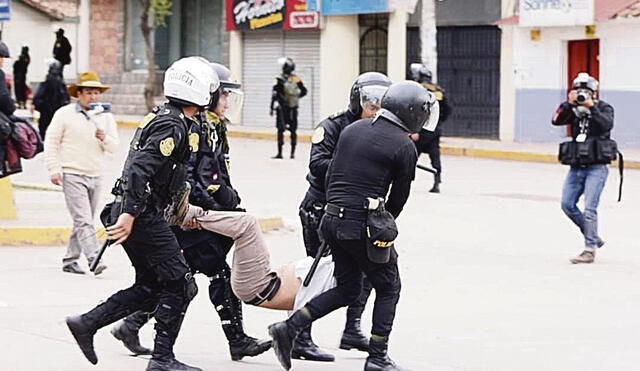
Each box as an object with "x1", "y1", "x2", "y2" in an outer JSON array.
[
  {"x1": 11, "y1": 182, "x2": 62, "y2": 192},
  {"x1": 0, "y1": 216, "x2": 284, "y2": 247},
  {"x1": 116, "y1": 119, "x2": 639, "y2": 169}
]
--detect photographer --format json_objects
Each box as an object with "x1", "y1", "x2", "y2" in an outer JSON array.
[{"x1": 552, "y1": 73, "x2": 614, "y2": 264}]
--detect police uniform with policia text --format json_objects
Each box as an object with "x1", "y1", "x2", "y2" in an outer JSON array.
[
  {"x1": 269, "y1": 81, "x2": 439, "y2": 371},
  {"x1": 65, "y1": 56, "x2": 219, "y2": 371}
]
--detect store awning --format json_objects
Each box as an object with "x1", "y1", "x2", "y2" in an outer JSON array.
[{"x1": 494, "y1": 0, "x2": 640, "y2": 25}]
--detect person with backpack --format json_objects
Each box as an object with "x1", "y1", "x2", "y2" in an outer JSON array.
[
  {"x1": 44, "y1": 71, "x2": 118, "y2": 275},
  {"x1": 32, "y1": 59, "x2": 69, "y2": 140},
  {"x1": 270, "y1": 57, "x2": 307, "y2": 159}
]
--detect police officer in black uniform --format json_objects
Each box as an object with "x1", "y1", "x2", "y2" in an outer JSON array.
[
  {"x1": 270, "y1": 57, "x2": 307, "y2": 159},
  {"x1": 65, "y1": 57, "x2": 219, "y2": 371},
  {"x1": 0, "y1": 41, "x2": 15, "y2": 116},
  {"x1": 296, "y1": 72, "x2": 392, "y2": 361},
  {"x1": 110, "y1": 63, "x2": 272, "y2": 361},
  {"x1": 409, "y1": 63, "x2": 452, "y2": 193},
  {"x1": 269, "y1": 81, "x2": 439, "y2": 371}
]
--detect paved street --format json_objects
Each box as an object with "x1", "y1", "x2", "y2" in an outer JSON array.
[{"x1": 1, "y1": 136, "x2": 639, "y2": 371}]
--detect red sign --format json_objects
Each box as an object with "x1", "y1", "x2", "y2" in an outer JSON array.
[{"x1": 226, "y1": 0, "x2": 319, "y2": 31}]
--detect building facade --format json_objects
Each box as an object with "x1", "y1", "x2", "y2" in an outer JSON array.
[{"x1": 499, "y1": 0, "x2": 640, "y2": 149}]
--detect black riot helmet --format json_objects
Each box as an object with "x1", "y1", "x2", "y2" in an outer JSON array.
[
  {"x1": 348, "y1": 72, "x2": 392, "y2": 117},
  {"x1": 278, "y1": 57, "x2": 295, "y2": 75},
  {"x1": 0, "y1": 41, "x2": 10, "y2": 58},
  {"x1": 572, "y1": 72, "x2": 599, "y2": 92},
  {"x1": 409, "y1": 63, "x2": 433, "y2": 84},
  {"x1": 377, "y1": 80, "x2": 439, "y2": 134}
]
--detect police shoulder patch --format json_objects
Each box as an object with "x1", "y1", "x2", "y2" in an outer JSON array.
[
  {"x1": 290, "y1": 75, "x2": 301, "y2": 83},
  {"x1": 159, "y1": 137, "x2": 175, "y2": 157},
  {"x1": 139, "y1": 113, "x2": 157, "y2": 128},
  {"x1": 311, "y1": 127, "x2": 325, "y2": 144},
  {"x1": 189, "y1": 133, "x2": 199, "y2": 152}
]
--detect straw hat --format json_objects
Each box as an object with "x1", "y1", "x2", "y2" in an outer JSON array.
[{"x1": 68, "y1": 71, "x2": 110, "y2": 97}]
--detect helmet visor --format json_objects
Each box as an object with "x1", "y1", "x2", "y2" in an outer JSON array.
[
  {"x1": 359, "y1": 85, "x2": 388, "y2": 108},
  {"x1": 222, "y1": 88, "x2": 244, "y2": 124},
  {"x1": 423, "y1": 94, "x2": 440, "y2": 132}
]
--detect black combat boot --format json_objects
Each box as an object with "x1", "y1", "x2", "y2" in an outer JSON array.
[
  {"x1": 226, "y1": 296, "x2": 272, "y2": 360},
  {"x1": 269, "y1": 307, "x2": 313, "y2": 370},
  {"x1": 429, "y1": 173, "x2": 441, "y2": 193},
  {"x1": 364, "y1": 336, "x2": 412, "y2": 371},
  {"x1": 146, "y1": 358, "x2": 202, "y2": 371},
  {"x1": 273, "y1": 144, "x2": 283, "y2": 159},
  {"x1": 291, "y1": 325, "x2": 335, "y2": 362},
  {"x1": 111, "y1": 312, "x2": 153, "y2": 355},
  {"x1": 340, "y1": 317, "x2": 369, "y2": 352},
  {"x1": 66, "y1": 315, "x2": 98, "y2": 364},
  {"x1": 290, "y1": 144, "x2": 296, "y2": 159}
]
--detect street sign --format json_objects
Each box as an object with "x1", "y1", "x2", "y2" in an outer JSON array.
[{"x1": 0, "y1": 0, "x2": 10, "y2": 22}]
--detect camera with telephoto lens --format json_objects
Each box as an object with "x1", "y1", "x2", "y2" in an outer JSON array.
[{"x1": 576, "y1": 89, "x2": 592, "y2": 104}]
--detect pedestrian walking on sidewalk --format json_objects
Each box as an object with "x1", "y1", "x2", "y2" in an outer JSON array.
[
  {"x1": 552, "y1": 73, "x2": 615, "y2": 264},
  {"x1": 44, "y1": 71, "x2": 118, "y2": 275}
]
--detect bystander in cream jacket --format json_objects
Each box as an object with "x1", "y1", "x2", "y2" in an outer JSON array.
[{"x1": 44, "y1": 103, "x2": 119, "y2": 176}]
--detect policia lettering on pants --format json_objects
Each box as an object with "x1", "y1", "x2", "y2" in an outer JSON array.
[
  {"x1": 297, "y1": 72, "x2": 392, "y2": 361},
  {"x1": 270, "y1": 81, "x2": 439, "y2": 371},
  {"x1": 109, "y1": 63, "x2": 272, "y2": 364}
]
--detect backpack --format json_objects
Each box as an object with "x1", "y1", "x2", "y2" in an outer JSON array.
[{"x1": 283, "y1": 76, "x2": 301, "y2": 108}]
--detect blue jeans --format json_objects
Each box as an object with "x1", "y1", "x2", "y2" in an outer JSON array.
[{"x1": 561, "y1": 164, "x2": 608, "y2": 248}]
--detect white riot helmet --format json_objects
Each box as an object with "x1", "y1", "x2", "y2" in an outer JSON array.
[{"x1": 164, "y1": 56, "x2": 220, "y2": 108}]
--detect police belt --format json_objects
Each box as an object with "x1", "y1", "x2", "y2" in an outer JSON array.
[
  {"x1": 325, "y1": 203, "x2": 368, "y2": 221},
  {"x1": 246, "y1": 272, "x2": 282, "y2": 306}
]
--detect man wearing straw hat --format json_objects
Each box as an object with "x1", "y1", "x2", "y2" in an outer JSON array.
[{"x1": 44, "y1": 71, "x2": 119, "y2": 275}]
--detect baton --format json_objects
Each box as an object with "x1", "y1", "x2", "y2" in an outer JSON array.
[
  {"x1": 417, "y1": 163, "x2": 437, "y2": 174},
  {"x1": 90, "y1": 239, "x2": 112, "y2": 272},
  {"x1": 303, "y1": 240, "x2": 329, "y2": 287}
]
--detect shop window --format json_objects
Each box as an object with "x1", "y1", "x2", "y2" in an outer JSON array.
[{"x1": 359, "y1": 14, "x2": 388, "y2": 74}]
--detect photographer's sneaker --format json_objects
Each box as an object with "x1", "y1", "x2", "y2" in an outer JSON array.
[{"x1": 570, "y1": 250, "x2": 595, "y2": 264}]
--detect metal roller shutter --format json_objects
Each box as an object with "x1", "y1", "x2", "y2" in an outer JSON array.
[{"x1": 242, "y1": 30, "x2": 320, "y2": 128}]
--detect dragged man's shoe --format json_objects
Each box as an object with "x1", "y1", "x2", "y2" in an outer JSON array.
[
  {"x1": 66, "y1": 315, "x2": 98, "y2": 364},
  {"x1": 229, "y1": 335, "x2": 272, "y2": 361},
  {"x1": 291, "y1": 327, "x2": 334, "y2": 362},
  {"x1": 570, "y1": 250, "x2": 595, "y2": 264},
  {"x1": 111, "y1": 321, "x2": 152, "y2": 355},
  {"x1": 63, "y1": 262, "x2": 86, "y2": 274},
  {"x1": 146, "y1": 358, "x2": 202, "y2": 371}
]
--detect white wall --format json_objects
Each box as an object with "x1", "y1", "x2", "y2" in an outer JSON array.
[
  {"x1": 3, "y1": 1, "x2": 78, "y2": 84},
  {"x1": 319, "y1": 15, "x2": 359, "y2": 119},
  {"x1": 512, "y1": 19, "x2": 640, "y2": 91}
]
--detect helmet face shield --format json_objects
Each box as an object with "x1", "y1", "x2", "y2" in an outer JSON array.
[
  {"x1": 423, "y1": 93, "x2": 439, "y2": 132},
  {"x1": 222, "y1": 87, "x2": 244, "y2": 124},
  {"x1": 359, "y1": 85, "x2": 388, "y2": 108}
]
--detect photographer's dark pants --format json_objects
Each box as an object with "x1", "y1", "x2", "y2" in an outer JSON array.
[
  {"x1": 299, "y1": 194, "x2": 373, "y2": 323},
  {"x1": 276, "y1": 106, "x2": 298, "y2": 153},
  {"x1": 304, "y1": 214, "x2": 400, "y2": 337},
  {"x1": 418, "y1": 134, "x2": 442, "y2": 175},
  {"x1": 80, "y1": 211, "x2": 197, "y2": 361}
]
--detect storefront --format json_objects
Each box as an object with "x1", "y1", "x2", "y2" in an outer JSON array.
[{"x1": 226, "y1": 0, "x2": 320, "y2": 128}]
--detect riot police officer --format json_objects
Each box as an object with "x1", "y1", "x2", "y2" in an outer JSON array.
[
  {"x1": 110, "y1": 63, "x2": 271, "y2": 361},
  {"x1": 65, "y1": 57, "x2": 219, "y2": 371},
  {"x1": 409, "y1": 63, "x2": 452, "y2": 193},
  {"x1": 269, "y1": 81, "x2": 439, "y2": 371},
  {"x1": 270, "y1": 57, "x2": 307, "y2": 159},
  {"x1": 297, "y1": 72, "x2": 391, "y2": 361}
]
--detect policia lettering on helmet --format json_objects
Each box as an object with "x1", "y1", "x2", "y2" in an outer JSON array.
[
  {"x1": 409, "y1": 63, "x2": 452, "y2": 193},
  {"x1": 269, "y1": 81, "x2": 439, "y2": 371},
  {"x1": 297, "y1": 72, "x2": 392, "y2": 362},
  {"x1": 109, "y1": 63, "x2": 272, "y2": 362},
  {"x1": 553, "y1": 73, "x2": 615, "y2": 264},
  {"x1": 65, "y1": 57, "x2": 219, "y2": 371},
  {"x1": 270, "y1": 57, "x2": 307, "y2": 159}
]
